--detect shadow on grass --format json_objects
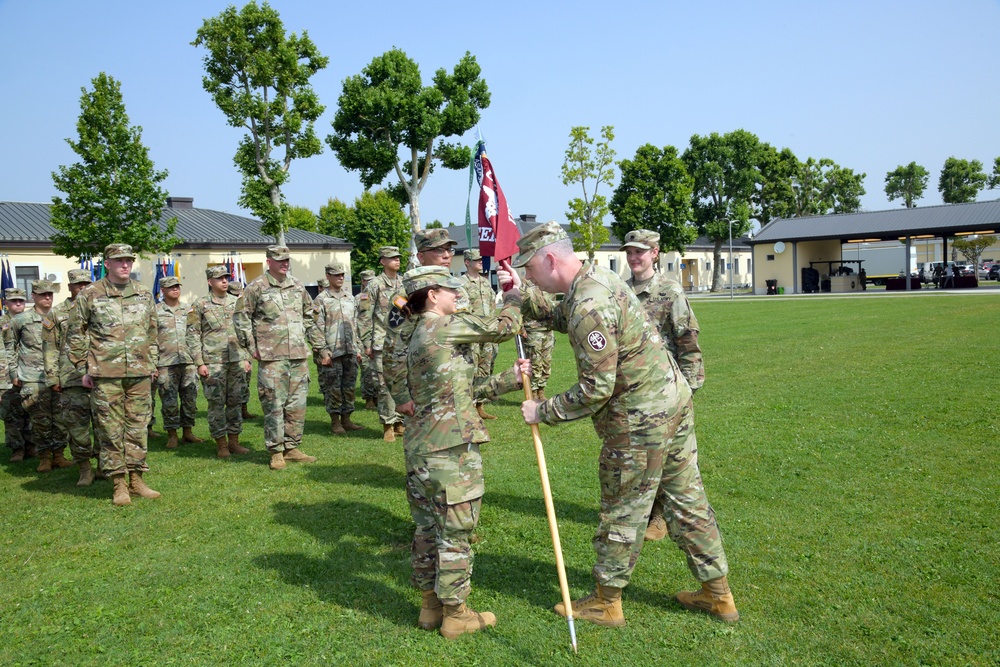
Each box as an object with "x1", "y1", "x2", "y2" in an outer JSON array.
[
  {"x1": 486, "y1": 491, "x2": 598, "y2": 527},
  {"x1": 305, "y1": 463, "x2": 403, "y2": 488}
]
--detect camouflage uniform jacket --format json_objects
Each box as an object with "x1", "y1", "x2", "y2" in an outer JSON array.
[
  {"x1": 53, "y1": 298, "x2": 85, "y2": 388},
  {"x1": 405, "y1": 290, "x2": 523, "y2": 455},
  {"x1": 364, "y1": 272, "x2": 403, "y2": 352},
  {"x1": 8, "y1": 310, "x2": 61, "y2": 386},
  {"x1": 314, "y1": 288, "x2": 360, "y2": 358},
  {"x1": 355, "y1": 288, "x2": 373, "y2": 349},
  {"x1": 66, "y1": 278, "x2": 158, "y2": 378},
  {"x1": 0, "y1": 330, "x2": 9, "y2": 390},
  {"x1": 628, "y1": 271, "x2": 704, "y2": 391},
  {"x1": 523, "y1": 262, "x2": 690, "y2": 436},
  {"x1": 235, "y1": 272, "x2": 322, "y2": 361},
  {"x1": 463, "y1": 273, "x2": 497, "y2": 318},
  {"x1": 188, "y1": 293, "x2": 244, "y2": 365},
  {"x1": 157, "y1": 301, "x2": 194, "y2": 367}
]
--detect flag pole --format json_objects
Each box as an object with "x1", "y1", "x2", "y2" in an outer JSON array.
[{"x1": 515, "y1": 333, "x2": 578, "y2": 654}]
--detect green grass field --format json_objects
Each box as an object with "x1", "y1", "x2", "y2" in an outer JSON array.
[{"x1": 2, "y1": 294, "x2": 998, "y2": 666}]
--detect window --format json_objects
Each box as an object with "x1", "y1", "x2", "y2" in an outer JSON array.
[
  {"x1": 766, "y1": 255, "x2": 775, "y2": 261},
  {"x1": 706, "y1": 261, "x2": 711, "y2": 272},
  {"x1": 15, "y1": 266, "x2": 39, "y2": 296},
  {"x1": 609, "y1": 257, "x2": 618, "y2": 272},
  {"x1": 667, "y1": 262, "x2": 673, "y2": 272},
  {"x1": 748, "y1": 259, "x2": 752, "y2": 272},
  {"x1": 734, "y1": 258, "x2": 740, "y2": 274}
]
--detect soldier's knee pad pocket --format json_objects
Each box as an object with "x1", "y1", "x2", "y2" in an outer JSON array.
[{"x1": 600, "y1": 448, "x2": 647, "y2": 498}]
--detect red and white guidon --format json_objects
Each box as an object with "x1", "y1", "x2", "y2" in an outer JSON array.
[{"x1": 587, "y1": 330, "x2": 607, "y2": 351}]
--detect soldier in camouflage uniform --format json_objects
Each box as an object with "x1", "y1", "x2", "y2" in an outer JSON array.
[
  {"x1": 363, "y1": 246, "x2": 405, "y2": 442},
  {"x1": 621, "y1": 229, "x2": 706, "y2": 543},
  {"x1": 155, "y1": 276, "x2": 201, "y2": 450},
  {"x1": 66, "y1": 244, "x2": 161, "y2": 506},
  {"x1": 7, "y1": 280, "x2": 73, "y2": 473},
  {"x1": 235, "y1": 245, "x2": 323, "y2": 470},
  {"x1": 462, "y1": 249, "x2": 500, "y2": 420},
  {"x1": 2, "y1": 289, "x2": 33, "y2": 461},
  {"x1": 521, "y1": 278, "x2": 555, "y2": 401},
  {"x1": 355, "y1": 269, "x2": 377, "y2": 409},
  {"x1": 314, "y1": 263, "x2": 364, "y2": 434},
  {"x1": 228, "y1": 281, "x2": 255, "y2": 420},
  {"x1": 401, "y1": 265, "x2": 528, "y2": 639},
  {"x1": 506, "y1": 222, "x2": 737, "y2": 626},
  {"x1": 54, "y1": 270, "x2": 99, "y2": 485}
]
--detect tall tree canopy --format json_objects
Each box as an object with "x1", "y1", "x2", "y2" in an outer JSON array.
[
  {"x1": 790, "y1": 157, "x2": 866, "y2": 216},
  {"x1": 609, "y1": 143, "x2": 695, "y2": 253},
  {"x1": 284, "y1": 204, "x2": 317, "y2": 232},
  {"x1": 562, "y1": 126, "x2": 615, "y2": 260},
  {"x1": 753, "y1": 144, "x2": 797, "y2": 225},
  {"x1": 884, "y1": 162, "x2": 929, "y2": 208},
  {"x1": 319, "y1": 190, "x2": 411, "y2": 279},
  {"x1": 193, "y1": 1, "x2": 328, "y2": 245},
  {"x1": 938, "y1": 157, "x2": 987, "y2": 203},
  {"x1": 50, "y1": 72, "x2": 179, "y2": 259},
  {"x1": 327, "y1": 48, "x2": 490, "y2": 252},
  {"x1": 987, "y1": 156, "x2": 1000, "y2": 190}
]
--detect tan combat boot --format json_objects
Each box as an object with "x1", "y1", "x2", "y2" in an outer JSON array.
[
  {"x1": 215, "y1": 436, "x2": 230, "y2": 459},
  {"x1": 77, "y1": 459, "x2": 95, "y2": 487},
  {"x1": 536, "y1": 389, "x2": 546, "y2": 401},
  {"x1": 675, "y1": 576, "x2": 739, "y2": 622},
  {"x1": 330, "y1": 414, "x2": 346, "y2": 435},
  {"x1": 342, "y1": 414, "x2": 364, "y2": 431},
  {"x1": 129, "y1": 471, "x2": 161, "y2": 500},
  {"x1": 182, "y1": 427, "x2": 203, "y2": 443},
  {"x1": 394, "y1": 422, "x2": 405, "y2": 436},
  {"x1": 52, "y1": 449, "x2": 75, "y2": 469},
  {"x1": 10, "y1": 449, "x2": 25, "y2": 463},
  {"x1": 227, "y1": 433, "x2": 250, "y2": 455},
  {"x1": 554, "y1": 584, "x2": 625, "y2": 627},
  {"x1": 476, "y1": 404, "x2": 497, "y2": 420},
  {"x1": 147, "y1": 426, "x2": 156, "y2": 440},
  {"x1": 166, "y1": 429, "x2": 179, "y2": 449},
  {"x1": 417, "y1": 589, "x2": 443, "y2": 630},
  {"x1": 36, "y1": 450, "x2": 53, "y2": 473},
  {"x1": 94, "y1": 458, "x2": 108, "y2": 480},
  {"x1": 241, "y1": 404, "x2": 256, "y2": 419},
  {"x1": 283, "y1": 448, "x2": 317, "y2": 463},
  {"x1": 645, "y1": 513, "x2": 668, "y2": 541},
  {"x1": 269, "y1": 452, "x2": 286, "y2": 470},
  {"x1": 365, "y1": 398, "x2": 376, "y2": 410},
  {"x1": 439, "y1": 603, "x2": 497, "y2": 639},
  {"x1": 112, "y1": 474, "x2": 131, "y2": 506},
  {"x1": 383, "y1": 424, "x2": 395, "y2": 442}
]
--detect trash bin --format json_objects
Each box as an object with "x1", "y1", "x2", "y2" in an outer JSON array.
[{"x1": 766, "y1": 279, "x2": 778, "y2": 295}]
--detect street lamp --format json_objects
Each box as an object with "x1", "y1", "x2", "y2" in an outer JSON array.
[{"x1": 728, "y1": 218, "x2": 734, "y2": 300}]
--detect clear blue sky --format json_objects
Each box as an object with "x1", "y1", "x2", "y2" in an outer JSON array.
[{"x1": 2, "y1": 0, "x2": 999, "y2": 229}]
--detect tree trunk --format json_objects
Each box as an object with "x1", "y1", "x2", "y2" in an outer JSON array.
[
  {"x1": 407, "y1": 191, "x2": 421, "y2": 269},
  {"x1": 711, "y1": 238, "x2": 724, "y2": 292},
  {"x1": 271, "y1": 184, "x2": 286, "y2": 247}
]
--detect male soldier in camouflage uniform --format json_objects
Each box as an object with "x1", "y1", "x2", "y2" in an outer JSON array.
[
  {"x1": 66, "y1": 244, "x2": 161, "y2": 506},
  {"x1": 522, "y1": 317, "x2": 554, "y2": 401},
  {"x1": 190, "y1": 266, "x2": 250, "y2": 458},
  {"x1": 7, "y1": 280, "x2": 73, "y2": 473},
  {"x1": 314, "y1": 263, "x2": 364, "y2": 434},
  {"x1": 363, "y1": 246, "x2": 405, "y2": 442},
  {"x1": 155, "y1": 276, "x2": 201, "y2": 450},
  {"x1": 235, "y1": 245, "x2": 323, "y2": 470},
  {"x1": 228, "y1": 281, "x2": 255, "y2": 420},
  {"x1": 2, "y1": 289, "x2": 33, "y2": 461},
  {"x1": 620, "y1": 229, "x2": 706, "y2": 542},
  {"x1": 355, "y1": 269, "x2": 377, "y2": 410},
  {"x1": 462, "y1": 249, "x2": 500, "y2": 420},
  {"x1": 505, "y1": 222, "x2": 738, "y2": 625},
  {"x1": 54, "y1": 270, "x2": 99, "y2": 485}
]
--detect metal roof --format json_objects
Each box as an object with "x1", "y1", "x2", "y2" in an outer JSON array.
[{"x1": 750, "y1": 199, "x2": 1000, "y2": 244}]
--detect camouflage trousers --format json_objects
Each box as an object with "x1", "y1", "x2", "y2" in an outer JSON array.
[
  {"x1": 91, "y1": 376, "x2": 152, "y2": 475},
  {"x1": 358, "y1": 352, "x2": 377, "y2": 400},
  {"x1": 157, "y1": 364, "x2": 198, "y2": 430},
  {"x1": 2, "y1": 386, "x2": 32, "y2": 453},
  {"x1": 202, "y1": 362, "x2": 245, "y2": 439},
  {"x1": 58, "y1": 386, "x2": 97, "y2": 462},
  {"x1": 372, "y1": 352, "x2": 401, "y2": 426},
  {"x1": 523, "y1": 330, "x2": 554, "y2": 392},
  {"x1": 242, "y1": 365, "x2": 252, "y2": 406},
  {"x1": 472, "y1": 343, "x2": 498, "y2": 405},
  {"x1": 257, "y1": 358, "x2": 308, "y2": 454},
  {"x1": 20, "y1": 382, "x2": 60, "y2": 452},
  {"x1": 318, "y1": 354, "x2": 358, "y2": 416},
  {"x1": 405, "y1": 444, "x2": 484, "y2": 605}
]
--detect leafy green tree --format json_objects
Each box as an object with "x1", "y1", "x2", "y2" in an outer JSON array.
[
  {"x1": 791, "y1": 157, "x2": 866, "y2": 216},
  {"x1": 609, "y1": 143, "x2": 696, "y2": 253},
  {"x1": 324, "y1": 190, "x2": 410, "y2": 279},
  {"x1": 938, "y1": 157, "x2": 987, "y2": 203},
  {"x1": 50, "y1": 72, "x2": 179, "y2": 259},
  {"x1": 284, "y1": 205, "x2": 317, "y2": 232},
  {"x1": 562, "y1": 126, "x2": 615, "y2": 260},
  {"x1": 951, "y1": 235, "x2": 995, "y2": 272},
  {"x1": 987, "y1": 157, "x2": 1000, "y2": 189},
  {"x1": 884, "y1": 162, "x2": 929, "y2": 208},
  {"x1": 317, "y1": 197, "x2": 352, "y2": 238},
  {"x1": 753, "y1": 144, "x2": 797, "y2": 225},
  {"x1": 425, "y1": 220, "x2": 444, "y2": 229},
  {"x1": 193, "y1": 1, "x2": 328, "y2": 245},
  {"x1": 328, "y1": 48, "x2": 490, "y2": 251}
]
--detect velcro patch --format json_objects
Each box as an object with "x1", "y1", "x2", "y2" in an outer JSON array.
[{"x1": 587, "y1": 330, "x2": 607, "y2": 351}]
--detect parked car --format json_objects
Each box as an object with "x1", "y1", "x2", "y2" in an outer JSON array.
[
  {"x1": 988, "y1": 264, "x2": 1000, "y2": 280},
  {"x1": 958, "y1": 264, "x2": 976, "y2": 277}
]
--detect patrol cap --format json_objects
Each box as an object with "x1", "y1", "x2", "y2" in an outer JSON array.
[
  {"x1": 227, "y1": 282, "x2": 244, "y2": 296},
  {"x1": 317, "y1": 277, "x2": 329, "y2": 288},
  {"x1": 104, "y1": 243, "x2": 136, "y2": 260},
  {"x1": 415, "y1": 228, "x2": 458, "y2": 251},
  {"x1": 160, "y1": 276, "x2": 181, "y2": 288},
  {"x1": 512, "y1": 221, "x2": 569, "y2": 268},
  {"x1": 619, "y1": 229, "x2": 659, "y2": 251},
  {"x1": 31, "y1": 279, "x2": 57, "y2": 294},
  {"x1": 378, "y1": 246, "x2": 401, "y2": 259},
  {"x1": 266, "y1": 245, "x2": 291, "y2": 260},
  {"x1": 206, "y1": 265, "x2": 232, "y2": 279},
  {"x1": 359, "y1": 269, "x2": 375, "y2": 281},
  {"x1": 4, "y1": 288, "x2": 26, "y2": 301},
  {"x1": 403, "y1": 266, "x2": 463, "y2": 297},
  {"x1": 67, "y1": 269, "x2": 92, "y2": 285},
  {"x1": 325, "y1": 262, "x2": 346, "y2": 275},
  {"x1": 465, "y1": 249, "x2": 483, "y2": 262}
]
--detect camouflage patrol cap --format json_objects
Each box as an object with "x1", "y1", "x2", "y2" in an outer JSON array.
[
  {"x1": 317, "y1": 277, "x2": 329, "y2": 288},
  {"x1": 403, "y1": 266, "x2": 463, "y2": 296},
  {"x1": 160, "y1": 276, "x2": 181, "y2": 288},
  {"x1": 359, "y1": 269, "x2": 376, "y2": 281},
  {"x1": 206, "y1": 265, "x2": 232, "y2": 279},
  {"x1": 104, "y1": 243, "x2": 136, "y2": 260},
  {"x1": 620, "y1": 229, "x2": 660, "y2": 251},
  {"x1": 324, "y1": 262, "x2": 346, "y2": 275},
  {"x1": 465, "y1": 249, "x2": 483, "y2": 262},
  {"x1": 227, "y1": 282, "x2": 244, "y2": 296},
  {"x1": 67, "y1": 269, "x2": 92, "y2": 285},
  {"x1": 512, "y1": 221, "x2": 569, "y2": 268},
  {"x1": 4, "y1": 288, "x2": 26, "y2": 301},
  {"x1": 31, "y1": 279, "x2": 57, "y2": 294},
  {"x1": 416, "y1": 228, "x2": 458, "y2": 251},
  {"x1": 378, "y1": 246, "x2": 402, "y2": 259},
  {"x1": 266, "y1": 245, "x2": 291, "y2": 260}
]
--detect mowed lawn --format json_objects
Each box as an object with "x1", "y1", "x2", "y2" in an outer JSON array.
[{"x1": 1, "y1": 293, "x2": 997, "y2": 666}]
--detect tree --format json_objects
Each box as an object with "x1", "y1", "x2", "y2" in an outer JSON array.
[
  {"x1": 317, "y1": 197, "x2": 352, "y2": 238},
  {"x1": 753, "y1": 144, "x2": 797, "y2": 225},
  {"x1": 562, "y1": 126, "x2": 615, "y2": 260},
  {"x1": 193, "y1": 1, "x2": 328, "y2": 245},
  {"x1": 938, "y1": 157, "x2": 987, "y2": 203},
  {"x1": 320, "y1": 190, "x2": 410, "y2": 279},
  {"x1": 884, "y1": 162, "x2": 929, "y2": 208},
  {"x1": 951, "y1": 235, "x2": 995, "y2": 271},
  {"x1": 682, "y1": 130, "x2": 760, "y2": 292},
  {"x1": 50, "y1": 73, "x2": 179, "y2": 259},
  {"x1": 609, "y1": 143, "x2": 696, "y2": 253},
  {"x1": 987, "y1": 157, "x2": 1000, "y2": 189},
  {"x1": 425, "y1": 220, "x2": 444, "y2": 229},
  {"x1": 328, "y1": 48, "x2": 490, "y2": 253},
  {"x1": 790, "y1": 157, "x2": 866, "y2": 216},
  {"x1": 284, "y1": 205, "x2": 316, "y2": 232}
]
